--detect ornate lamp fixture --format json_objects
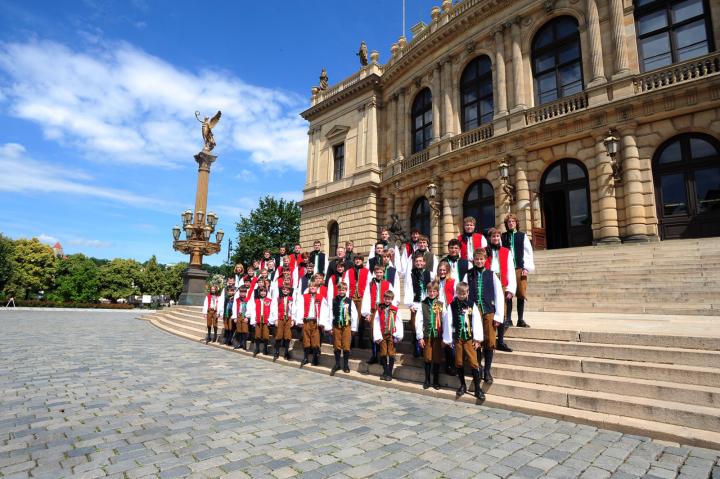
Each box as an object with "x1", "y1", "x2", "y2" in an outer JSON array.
[
  {"x1": 426, "y1": 182, "x2": 441, "y2": 220},
  {"x1": 604, "y1": 129, "x2": 622, "y2": 183},
  {"x1": 498, "y1": 158, "x2": 516, "y2": 205}
]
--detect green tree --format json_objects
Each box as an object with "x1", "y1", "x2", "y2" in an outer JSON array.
[
  {"x1": 4, "y1": 238, "x2": 56, "y2": 299},
  {"x1": 98, "y1": 258, "x2": 141, "y2": 303},
  {"x1": 139, "y1": 255, "x2": 165, "y2": 295},
  {"x1": 0, "y1": 233, "x2": 15, "y2": 295},
  {"x1": 233, "y1": 196, "x2": 300, "y2": 265},
  {"x1": 47, "y1": 254, "x2": 100, "y2": 303},
  {"x1": 163, "y1": 262, "x2": 187, "y2": 301}
]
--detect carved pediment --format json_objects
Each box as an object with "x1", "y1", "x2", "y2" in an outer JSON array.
[{"x1": 325, "y1": 125, "x2": 351, "y2": 139}]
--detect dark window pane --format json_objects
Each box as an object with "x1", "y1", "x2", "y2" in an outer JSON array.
[
  {"x1": 538, "y1": 72, "x2": 557, "y2": 93},
  {"x1": 636, "y1": 0, "x2": 653, "y2": 6},
  {"x1": 555, "y1": 17, "x2": 579, "y2": 40},
  {"x1": 558, "y1": 43, "x2": 581, "y2": 64},
  {"x1": 481, "y1": 204, "x2": 495, "y2": 231},
  {"x1": 639, "y1": 33, "x2": 672, "y2": 61},
  {"x1": 466, "y1": 185, "x2": 479, "y2": 202},
  {"x1": 463, "y1": 89, "x2": 478, "y2": 104},
  {"x1": 545, "y1": 165, "x2": 562, "y2": 184},
  {"x1": 695, "y1": 167, "x2": 720, "y2": 213},
  {"x1": 562, "y1": 81, "x2": 584, "y2": 96},
  {"x1": 567, "y1": 162, "x2": 585, "y2": 181},
  {"x1": 481, "y1": 182, "x2": 494, "y2": 199},
  {"x1": 675, "y1": 20, "x2": 709, "y2": 61},
  {"x1": 638, "y1": 9, "x2": 668, "y2": 35},
  {"x1": 658, "y1": 140, "x2": 682, "y2": 164},
  {"x1": 480, "y1": 111, "x2": 494, "y2": 125},
  {"x1": 690, "y1": 138, "x2": 718, "y2": 159},
  {"x1": 479, "y1": 81, "x2": 493, "y2": 97},
  {"x1": 478, "y1": 58, "x2": 492, "y2": 75},
  {"x1": 568, "y1": 188, "x2": 590, "y2": 226},
  {"x1": 660, "y1": 173, "x2": 688, "y2": 215},
  {"x1": 534, "y1": 27, "x2": 554, "y2": 49},
  {"x1": 424, "y1": 110, "x2": 432, "y2": 124},
  {"x1": 559, "y1": 62, "x2": 582, "y2": 87},
  {"x1": 415, "y1": 115, "x2": 424, "y2": 129},
  {"x1": 535, "y1": 52, "x2": 555, "y2": 72},
  {"x1": 540, "y1": 90, "x2": 558, "y2": 104},
  {"x1": 672, "y1": 0, "x2": 703, "y2": 23},
  {"x1": 462, "y1": 62, "x2": 477, "y2": 82},
  {"x1": 480, "y1": 98, "x2": 493, "y2": 114}
]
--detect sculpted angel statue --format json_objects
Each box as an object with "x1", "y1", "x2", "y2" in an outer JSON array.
[
  {"x1": 195, "y1": 110, "x2": 222, "y2": 152},
  {"x1": 357, "y1": 41, "x2": 368, "y2": 66}
]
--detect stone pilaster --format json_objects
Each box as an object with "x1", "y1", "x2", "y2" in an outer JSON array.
[
  {"x1": 432, "y1": 65, "x2": 442, "y2": 143},
  {"x1": 586, "y1": 0, "x2": 606, "y2": 85},
  {"x1": 621, "y1": 131, "x2": 650, "y2": 242},
  {"x1": 494, "y1": 27, "x2": 508, "y2": 116},
  {"x1": 510, "y1": 18, "x2": 526, "y2": 110},
  {"x1": 305, "y1": 128, "x2": 314, "y2": 186},
  {"x1": 367, "y1": 97, "x2": 378, "y2": 167},
  {"x1": 594, "y1": 137, "x2": 621, "y2": 243},
  {"x1": 398, "y1": 88, "x2": 407, "y2": 160},
  {"x1": 609, "y1": 0, "x2": 630, "y2": 76},
  {"x1": 514, "y1": 154, "x2": 532, "y2": 233},
  {"x1": 442, "y1": 58, "x2": 455, "y2": 138},
  {"x1": 387, "y1": 94, "x2": 396, "y2": 161}
]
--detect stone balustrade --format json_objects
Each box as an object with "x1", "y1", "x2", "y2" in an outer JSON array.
[
  {"x1": 452, "y1": 123, "x2": 494, "y2": 150},
  {"x1": 524, "y1": 92, "x2": 589, "y2": 125},
  {"x1": 633, "y1": 52, "x2": 720, "y2": 93}
]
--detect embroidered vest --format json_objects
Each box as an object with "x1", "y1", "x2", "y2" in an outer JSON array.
[
  {"x1": 421, "y1": 298, "x2": 444, "y2": 338},
  {"x1": 467, "y1": 268, "x2": 496, "y2": 315},
  {"x1": 332, "y1": 296, "x2": 352, "y2": 327},
  {"x1": 254, "y1": 298, "x2": 272, "y2": 324},
  {"x1": 410, "y1": 269, "x2": 432, "y2": 302},
  {"x1": 501, "y1": 231, "x2": 526, "y2": 270}
]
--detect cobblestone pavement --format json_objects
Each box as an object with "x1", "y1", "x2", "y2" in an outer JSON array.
[{"x1": 1, "y1": 311, "x2": 719, "y2": 479}]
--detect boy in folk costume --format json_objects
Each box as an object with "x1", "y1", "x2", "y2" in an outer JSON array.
[
  {"x1": 367, "y1": 228, "x2": 400, "y2": 266},
  {"x1": 373, "y1": 290, "x2": 404, "y2": 381},
  {"x1": 271, "y1": 283, "x2": 295, "y2": 361},
  {"x1": 458, "y1": 216, "x2": 488, "y2": 260},
  {"x1": 288, "y1": 244, "x2": 303, "y2": 272},
  {"x1": 443, "y1": 282, "x2": 485, "y2": 399},
  {"x1": 296, "y1": 283, "x2": 328, "y2": 366},
  {"x1": 259, "y1": 250, "x2": 273, "y2": 270},
  {"x1": 266, "y1": 258, "x2": 277, "y2": 282},
  {"x1": 467, "y1": 248, "x2": 505, "y2": 384},
  {"x1": 233, "y1": 263, "x2": 245, "y2": 287},
  {"x1": 435, "y1": 261, "x2": 458, "y2": 373},
  {"x1": 203, "y1": 285, "x2": 223, "y2": 344},
  {"x1": 222, "y1": 279, "x2": 237, "y2": 346},
  {"x1": 367, "y1": 242, "x2": 387, "y2": 272},
  {"x1": 502, "y1": 213, "x2": 535, "y2": 328},
  {"x1": 330, "y1": 282, "x2": 358, "y2": 374},
  {"x1": 269, "y1": 270, "x2": 292, "y2": 300},
  {"x1": 415, "y1": 236, "x2": 438, "y2": 274},
  {"x1": 347, "y1": 254, "x2": 370, "y2": 348},
  {"x1": 361, "y1": 264, "x2": 397, "y2": 364},
  {"x1": 381, "y1": 251, "x2": 401, "y2": 294},
  {"x1": 275, "y1": 245, "x2": 289, "y2": 269},
  {"x1": 415, "y1": 281, "x2": 447, "y2": 390},
  {"x1": 344, "y1": 240, "x2": 357, "y2": 264},
  {"x1": 326, "y1": 260, "x2": 349, "y2": 301},
  {"x1": 486, "y1": 227, "x2": 517, "y2": 353},
  {"x1": 400, "y1": 229, "x2": 421, "y2": 275},
  {"x1": 309, "y1": 240, "x2": 328, "y2": 276},
  {"x1": 248, "y1": 286, "x2": 273, "y2": 357},
  {"x1": 291, "y1": 253, "x2": 310, "y2": 290},
  {"x1": 277, "y1": 255, "x2": 292, "y2": 281},
  {"x1": 404, "y1": 253, "x2": 434, "y2": 358},
  {"x1": 443, "y1": 239, "x2": 469, "y2": 282},
  {"x1": 232, "y1": 285, "x2": 251, "y2": 350}
]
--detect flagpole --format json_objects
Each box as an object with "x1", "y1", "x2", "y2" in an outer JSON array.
[{"x1": 402, "y1": 0, "x2": 406, "y2": 38}]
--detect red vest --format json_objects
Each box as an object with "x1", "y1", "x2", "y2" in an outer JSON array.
[
  {"x1": 277, "y1": 295, "x2": 293, "y2": 320},
  {"x1": 206, "y1": 293, "x2": 219, "y2": 310},
  {"x1": 347, "y1": 268, "x2": 369, "y2": 298},
  {"x1": 317, "y1": 285, "x2": 328, "y2": 301},
  {"x1": 378, "y1": 305, "x2": 398, "y2": 334},
  {"x1": 458, "y1": 233, "x2": 485, "y2": 259},
  {"x1": 369, "y1": 279, "x2": 391, "y2": 310},
  {"x1": 303, "y1": 293, "x2": 323, "y2": 319},
  {"x1": 440, "y1": 278, "x2": 455, "y2": 304},
  {"x1": 235, "y1": 297, "x2": 248, "y2": 318},
  {"x1": 485, "y1": 247, "x2": 511, "y2": 287},
  {"x1": 254, "y1": 298, "x2": 272, "y2": 324}
]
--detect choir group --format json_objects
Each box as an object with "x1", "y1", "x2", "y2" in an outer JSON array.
[{"x1": 202, "y1": 213, "x2": 534, "y2": 400}]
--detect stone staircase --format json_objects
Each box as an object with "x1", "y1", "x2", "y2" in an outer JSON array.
[
  {"x1": 142, "y1": 305, "x2": 720, "y2": 449},
  {"x1": 529, "y1": 237, "x2": 720, "y2": 315}
]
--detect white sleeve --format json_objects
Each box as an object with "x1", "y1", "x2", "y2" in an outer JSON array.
[
  {"x1": 360, "y1": 284, "x2": 371, "y2": 317},
  {"x1": 404, "y1": 273, "x2": 414, "y2": 306},
  {"x1": 415, "y1": 305, "x2": 424, "y2": 340},
  {"x1": 392, "y1": 271, "x2": 400, "y2": 300},
  {"x1": 506, "y1": 253, "x2": 517, "y2": 295},
  {"x1": 480, "y1": 234, "x2": 488, "y2": 248},
  {"x1": 327, "y1": 280, "x2": 336, "y2": 304},
  {"x1": 350, "y1": 301, "x2": 359, "y2": 332},
  {"x1": 202, "y1": 296, "x2": 209, "y2": 314},
  {"x1": 269, "y1": 300, "x2": 278, "y2": 325},
  {"x1": 320, "y1": 298, "x2": 330, "y2": 329},
  {"x1": 493, "y1": 274, "x2": 504, "y2": 322},
  {"x1": 372, "y1": 311, "x2": 381, "y2": 342},
  {"x1": 217, "y1": 292, "x2": 225, "y2": 318},
  {"x1": 442, "y1": 308, "x2": 452, "y2": 345},
  {"x1": 472, "y1": 304, "x2": 484, "y2": 342},
  {"x1": 231, "y1": 298, "x2": 237, "y2": 319},
  {"x1": 247, "y1": 301, "x2": 256, "y2": 326},
  {"x1": 295, "y1": 299, "x2": 304, "y2": 324},
  {"x1": 394, "y1": 309, "x2": 404, "y2": 341},
  {"x1": 524, "y1": 235, "x2": 535, "y2": 273}
]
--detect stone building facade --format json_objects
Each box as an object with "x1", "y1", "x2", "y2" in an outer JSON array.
[{"x1": 300, "y1": 0, "x2": 720, "y2": 254}]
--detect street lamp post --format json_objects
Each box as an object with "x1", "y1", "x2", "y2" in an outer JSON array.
[{"x1": 172, "y1": 112, "x2": 225, "y2": 305}]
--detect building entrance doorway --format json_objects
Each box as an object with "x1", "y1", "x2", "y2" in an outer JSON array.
[{"x1": 540, "y1": 159, "x2": 593, "y2": 249}]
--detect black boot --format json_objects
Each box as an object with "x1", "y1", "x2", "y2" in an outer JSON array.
[
  {"x1": 412, "y1": 338, "x2": 420, "y2": 358},
  {"x1": 483, "y1": 348, "x2": 494, "y2": 384},
  {"x1": 367, "y1": 342, "x2": 378, "y2": 364},
  {"x1": 331, "y1": 350, "x2": 341, "y2": 375},
  {"x1": 212, "y1": 328, "x2": 218, "y2": 342},
  {"x1": 241, "y1": 333, "x2": 248, "y2": 350},
  {"x1": 380, "y1": 357, "x2": 388, "y2": 380},
  {"x1": 444, "y1": 347, "x2": 456, "y2": 376},
  {"x1": 472, "y1": 368, "x2": 485, "y2": 400},
  {"x1": 517, "y1": 298, "x2": 529, "y2": 327},
  {"x1": 263, "y1": 341, "x2": 269, "y2": 356},
  {"x1": 432, "y1": 364, "x2": 441, "y2": 390},
  {"x1": 253, "y1": 340, "x2": 260, "y2": 357},
  {"x1": 496, "y1": 324, "x2": 513, "y2": 352},
  {"x1": 504, "y1": 299, "x2": 513, "y2": 328},
  {"x1": 423, "y1": 363, "x2": 431, "y2": 389},
  {"x1": 274, "y1": 340, "x2": 281, "y2": 360},
  {"x1": 301, "y1": 348, "x2": 309, "y2": 366},
  {"x1": 232, "y1": 332, "x2": 240, "y2": 349},
  {"x1": 456, "y1": 366, "x2": 467, "y2": 396},
  {"x1": 284, "y1": 340, "x2": 292, "y2": 360},
  {"x1": 388, "y1": 357, "x2": 395, "y2": 382},
  {"x1": 205, "y1": 327, "x2": 211, "y2": 344},
  {"x1": 343, "y1": 350, "x2": 350, "y2": 373},
  {"x1": 312, "y1": 348, "x2": 320, "y2": 366}
]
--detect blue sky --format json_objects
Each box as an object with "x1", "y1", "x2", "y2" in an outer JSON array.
[{"x1": 0, "y1": 0, "x2": 437, "y2": 265}]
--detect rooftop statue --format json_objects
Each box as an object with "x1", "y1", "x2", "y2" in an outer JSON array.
[
  {"x1": 319, "y1": 68, "x2": 329, "y2": 90},
  {"x1": 357, "y1": 41, "x2": 368, "y2": 66}
]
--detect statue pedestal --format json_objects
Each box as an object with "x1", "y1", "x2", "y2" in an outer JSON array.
[{"x1": 178, "y1": 267, "x2": 209, "y2": 306}]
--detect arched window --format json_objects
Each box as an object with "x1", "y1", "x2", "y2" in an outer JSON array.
[
  {"x1": 410, "y1": 197, "x2": 431, "y2": 243},
  {"x1": 460, "y1": 56, "x2": 494, "y2": 132},
  {"x1": 328, "y1": 221, "x2": 339, "y2": 256},
  {"x1": 411, "y1": 88, "x2": 433, "y2": 153},
  {"x1": 634, "y1": 0, "x2": 713, "y2": 72},
  {"x1": 653, "y1": 133, "x2": 720, "y2": 239},
  {"x1": 463, "y1": 181, "x2": 495, "y2": 235},
  {"x1": 532, "y1": 16, "x2": 584, "y2": 105}
]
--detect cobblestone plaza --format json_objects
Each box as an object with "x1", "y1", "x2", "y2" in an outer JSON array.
[{"x1": 1, "y1": 310, "x2": 719, "y2": 478}]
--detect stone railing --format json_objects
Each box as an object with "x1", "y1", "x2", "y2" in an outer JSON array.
[
  {"x1": 452, "y1": 123, "x2": 494, "y2": 150},
  {"x1": 633, "y1": 52, "x2": 720, "y2": 93},
  {"x1": 448, "y1": 0, "x2": 482, "y2": 20},
  {"x1": 524, "y1": 92, "x2": 589, "y2": 125},
  {"x1": 402, "y1": 149, "x2": 431, "y2": 171},
  {"x1": 313, "y1": 64, "x2": 383, "y2": 105}
]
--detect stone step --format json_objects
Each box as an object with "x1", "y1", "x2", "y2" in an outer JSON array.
[
  {"x1": 527, "y1": 302, "x2": 719, "y2": 316},
  {"x1": 527, "y1": 293, "x2": 720, "y2": 302},
  {"x1": 147, "y1": 314, "x2": 720, "y2": 446},
  {"x1": 505, "y1": 328, "x2": 720, "y2": 350}
]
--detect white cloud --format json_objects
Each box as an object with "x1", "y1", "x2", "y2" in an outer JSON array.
[
  {"x1": 37, "y1": 233, "x2": 59, "y2": 245},
  {"x1": 0, "y1": 142, "x2": 177, "y2": 212},
  {"x1": 0, "y1": 39, "x2": 308, "y2": 170},
  {"x1": 277, "y1": 191, "x2": 304, "y2": 203},
  {"x1": 68, "y1": 237, "x2": 112, "y2": 248},
  {"x1": 235, "y1": 168, "x2": 257, "y2": 181}
]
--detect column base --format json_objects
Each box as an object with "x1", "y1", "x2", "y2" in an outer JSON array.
[
  {"x1": 623, "y1": 234, "x2": 657, "y2": 243},
  {"x1": 178, "y1": 267, "x2": 210, "y2": 306},
  {"x1": 595, "y1": 236, "x2": 622, "y2": 245}
]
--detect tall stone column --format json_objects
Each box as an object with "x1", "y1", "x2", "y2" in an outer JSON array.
[
  {"x1": 398, "y1": 88, "x2": 407, "y2": 160},
  {"x1": 586, "y1": 0, "x2": 606, "y2": 84},
  {"x1": 510, "y1": 18, "x2": 526, "y2": 110},
  {"x1": 494, "y1": 27, "x2": 508, "y2": 116},
  {"x1": 442, "y1": 57, "x2": 455, "y2": 138},
  {"x1": 594, "y1": 137, "x2": 621, "y2": 243},
  {"x1": 432, "y1": 65, "x2": 442, "y2": 143},
  {"x1": 514, "y1": 155, "x2": 531, "y2": 233},
  {"x1": 441, "y1": 175, "x2": 454, "y2": 246},
  {"x1": 621, "y1": 131, "x2": 649, "y2": 241},
  {"x1": 305, "y1": 128, "x2": 314, "y2": 185},
  {"x1": 609, "y1": 0, "x2": 630, "y2": 75},
  {"x1": 388, "y1": 95, "x2": 397, "y2": 161},
  {"x1": 367, "y1": 97, "x2": 378, "y2": 167}
]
